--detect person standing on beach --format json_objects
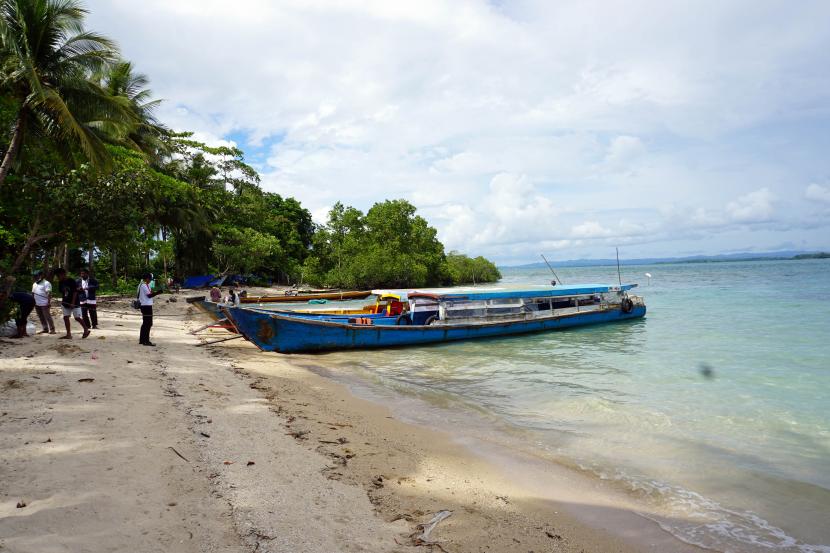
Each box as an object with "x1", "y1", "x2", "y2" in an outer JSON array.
[
  {"x1": 79, "y1": 268, "x2": 99, "y2": 329},
  {"x1": 138, "y1": 272, "x2": 164, "y2": 346},
  {"x1": 32, "y1": 271, "x2": 55, "y2": 334},
  {"x1": 55, "y1": 268, "x2": 89, "y2": 339},
  {"x1": 7, "y1": 290, "x2": 35, "y2": 338}
]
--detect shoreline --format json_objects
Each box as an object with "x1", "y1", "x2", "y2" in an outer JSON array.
[
  {"x1": 1, "y1": 294, "x2": 700, "y2": 552},
  {"x1": 267, "y1": 353, "x2": 707, "y2": 553}
]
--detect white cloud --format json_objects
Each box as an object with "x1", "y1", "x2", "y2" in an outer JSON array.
[
  {"x1": 85, "y1": 0, "x2": 830, "y2": 262},
  {"x1": 726, "y1": 188, "x2": 775, "y2": 223},
  {"x1": 434, "y1": 173, "x2": 565, "y2": 250},
  {"x1": 805, "y1": 183, "x2": 830, "y2": 204},
  {"x1": 571, "y1": 221, "x2": 613, "y2": 239},
  {"x1": 605, "y1": 135, "x2": 646, "y2": 165}
]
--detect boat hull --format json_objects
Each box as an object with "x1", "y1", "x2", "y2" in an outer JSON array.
[
  {"x1": 225, "y1": 305, "x2": 646, "y2": 353},
  {"x1": 190, "y1": 299, "x2": 223, "y2": 320}
]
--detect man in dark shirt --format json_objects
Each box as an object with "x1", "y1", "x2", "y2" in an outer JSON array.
[
  {"x1": 54, "y1": 268, "x2": 89, "y2": 339},
  {"x1": 79, "y1": 268, "x2": 99, "y2": 329},
  {"x1": 8, "y1": 291, "x2": 35, "y2": 338}
]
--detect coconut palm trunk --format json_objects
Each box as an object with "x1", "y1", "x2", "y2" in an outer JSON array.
[{"x1": 0, "y1": 113, "x2": 24, "y2": 185}]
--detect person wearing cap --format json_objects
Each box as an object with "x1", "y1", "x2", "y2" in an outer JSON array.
[
  {"x1": 138, "y1": 272, "x2": 164, "y2": 346},
  {"x1": 54, "y1": 267, "x2": 90, "y2": 339},
  {"x1": 32, "y1": 271, "x2": 55, "y2": 334},
  {"x1": 79, "y1": 268, "x2": 99, "y2": 329}
]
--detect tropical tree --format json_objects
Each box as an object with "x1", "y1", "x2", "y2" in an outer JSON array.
[
  {"x1": 304, "y1": 199, "x2": 449, "y2": 288},
  {"x1": 0, "y1": 0, "x2": 125, "y2": 185},
  {"x1": 95, "y1": 60, "x2": 167, "y2": 160},
  {"x1": 445, "y1": 252, "x2": 501, "y2": 284}
]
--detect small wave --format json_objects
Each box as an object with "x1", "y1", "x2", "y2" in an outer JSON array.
[{"x1": 584, "y1": 465, "x2": 830, "y2": 553}]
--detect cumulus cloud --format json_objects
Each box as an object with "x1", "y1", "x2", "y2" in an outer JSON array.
[
  {"x1": 571, "y1": 221, "x2": 613, "y2": 239},
  {"x1": 86, "y1": 0, "x2": 830, "y2": 261},
  {"x1": 805, "y1": 183, "x2": 830, "y2": 204},
  {"x1": 435, "y1": 173, "x2": 565, "y2": 250},
  {"x1": 726, "y1": 188, "x2": 775, "y2": 223},
  {"x1": 605, "y1": 136, "x2": 646, "y2": 165}
]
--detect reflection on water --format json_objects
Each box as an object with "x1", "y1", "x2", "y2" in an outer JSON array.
[{"x1": 298, "y1": 259, "x2": 830, "y2": 552}]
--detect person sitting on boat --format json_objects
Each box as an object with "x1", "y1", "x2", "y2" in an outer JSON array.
[
  {"x1": 225, "y1": 284, "x2": 241, "y2": 306},
  {"x1": 209, "y1": 286, "x2": 221, "y2": 302}
]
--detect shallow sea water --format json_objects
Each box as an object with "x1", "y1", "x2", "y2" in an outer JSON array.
[{"x1": 296, "y1": 259, "x2": 830, "y2": 552}]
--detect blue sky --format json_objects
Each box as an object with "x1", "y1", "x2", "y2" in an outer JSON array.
[{"x1": 88, "y1": 0, "x2": 830, "y2": 264}]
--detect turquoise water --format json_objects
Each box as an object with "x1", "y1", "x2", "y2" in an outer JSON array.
[{"x1": 302, "y1": 259, "x2": 830, "y2": 552}]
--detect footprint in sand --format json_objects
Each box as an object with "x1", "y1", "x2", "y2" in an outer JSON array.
[{"x1": 50, "y1": 343, "x2": 85, "y2": 355}]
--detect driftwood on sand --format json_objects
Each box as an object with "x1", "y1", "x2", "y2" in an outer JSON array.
[{"x1": 411, "y1": 510, "x2": 452, "y2": 549}]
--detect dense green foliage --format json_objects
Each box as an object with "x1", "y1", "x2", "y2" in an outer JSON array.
[
  {"x1": 304, "y1": 200, "x2": 448, "y2": 288},
  {"x1": 445, "y1": 252, "x2": 502, "y2": 284},
  {"x1": 302, "y1": 201, "x2": 501, "y2": 288},
  {"x1": 0, "y1": 0, "x2": 499, "y2": 319}
]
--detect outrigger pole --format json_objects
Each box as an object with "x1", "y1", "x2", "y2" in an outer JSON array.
[
  {"x1": 540, "y1": 254, "x2": 563, "y2": 285},
  {"x1": 616, "y1": 247, "x2": 622, "y2": 286}
]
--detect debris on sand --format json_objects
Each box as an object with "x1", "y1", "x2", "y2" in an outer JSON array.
[
  {"x1": 51, "y1": 343, "x2": 84, "y2": 355},
  {"x1": 3, "y1": 379, "x2": 23, "y2": 390},
  {"x1": 411, "y1": 510, "x2": 452, "y2": 549}
]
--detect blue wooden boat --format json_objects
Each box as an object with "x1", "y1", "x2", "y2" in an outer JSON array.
[
  {"x1": 188, "y1": 297, "x2": 223, "y2": 320},
  {"x1": 222, "y1": 284, "x2": 646, "y2": 353}
]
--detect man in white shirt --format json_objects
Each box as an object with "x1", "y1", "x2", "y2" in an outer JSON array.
[
  {"x1": 138, "y1": 272, "x2": 164, "y2": 346},
  {"x1": 32, "y1": 271, "x2": 55, "y2": 334}
]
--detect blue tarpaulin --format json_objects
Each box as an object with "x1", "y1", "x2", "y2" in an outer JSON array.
[{"x1": 182, "y1": 275, "x2": 215, "y2": 289}]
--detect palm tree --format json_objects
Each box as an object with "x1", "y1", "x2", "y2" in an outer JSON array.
[
  {"x1": 0, "y1": 0, "x2": 126, "y2": 185},
  {"x1": 95, "y1": 60, "x2": 168, "y2": 161}
]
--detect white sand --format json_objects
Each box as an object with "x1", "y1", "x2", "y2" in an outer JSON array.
[
  {"x1": 0, "y1": 297, "x2": 404, "y2": 552},
  {"x1": 1, "y1": 294, "x2": 701, "y2": 552}
]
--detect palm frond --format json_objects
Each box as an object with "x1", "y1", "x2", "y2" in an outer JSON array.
[{"x1": 51, "y1": 31, "x2": 117, "y2": 68}]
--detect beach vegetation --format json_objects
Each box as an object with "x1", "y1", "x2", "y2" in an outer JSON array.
[
  {"x1": 302, "y1": 200, "x2": 498, "y2": 288},
  {"x1": 0, "y1": 0, "x2": 127, "y2": 184},
  {"x1": 445, "y1": 252, "x2": 502, "y2": 284},
  {"x1": 0, "y1": 0, "x2": 499, "y2": 317}
]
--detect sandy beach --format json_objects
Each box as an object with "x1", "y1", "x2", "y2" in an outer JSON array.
[{"x1": 0, "y1": 293, "x2": 700, "y2": 553}]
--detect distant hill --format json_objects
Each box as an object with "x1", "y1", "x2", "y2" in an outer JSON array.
[{"x1": 505, "y1": 250, "x2": 830, "y2": 269}]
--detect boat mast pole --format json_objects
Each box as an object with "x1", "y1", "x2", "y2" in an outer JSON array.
[
  {"x1": 616, "y1": 247, "x2": 622, "y2": 286},
  {"x1": 540, "y1": 254, "x2": 562, "y2": 285}
]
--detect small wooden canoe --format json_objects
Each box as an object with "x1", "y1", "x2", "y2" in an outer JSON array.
[{"x1": 240, "y1": 290, "x2": 372, "y2": 304}]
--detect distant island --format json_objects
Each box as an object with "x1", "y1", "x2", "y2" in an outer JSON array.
[{"x1": 506, "y1": 250, "x2": 830, "y2": 269}]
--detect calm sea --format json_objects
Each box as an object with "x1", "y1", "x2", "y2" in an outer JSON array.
[{"x1": 297, "y1": 259, "x2": 830, "y2": 552}]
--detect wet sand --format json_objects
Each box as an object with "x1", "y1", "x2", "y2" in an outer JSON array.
[{"x1": 0, "y1": 293, "x2": 701, "y2": 552}]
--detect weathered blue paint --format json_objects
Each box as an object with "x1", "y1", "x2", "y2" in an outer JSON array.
[
  {"x1": 191, "y1": 299, "x2": 223, "y2": 320},
  {"x1": 225, "y1": 304, "x2": 647, "y2": 353}
]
